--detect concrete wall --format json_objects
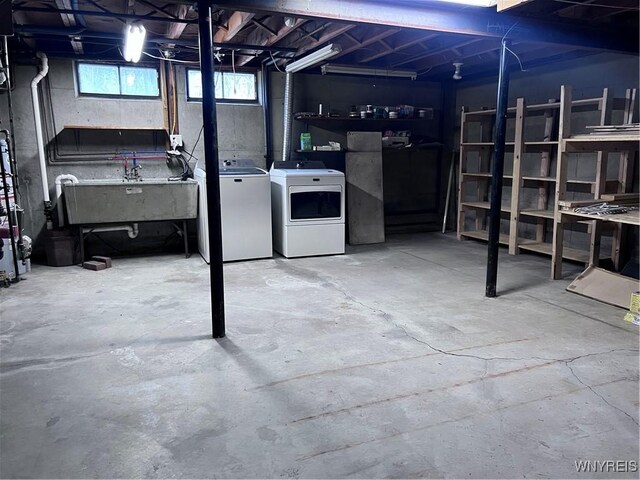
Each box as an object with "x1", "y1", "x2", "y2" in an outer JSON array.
[
  {"x1": 0, "y1": 59, "x2": 266, "y2": 256},
  {"x1": 454, "y1": 52, "x2": 639, "y2": 263},
  {"x1": 176, "y1": 66, "x2": 266, "y2": 168}
]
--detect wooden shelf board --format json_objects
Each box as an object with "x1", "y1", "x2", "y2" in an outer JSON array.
[
  {"x1": 517, "y1": 241, "x2": 590, "y2": 263},
  {"x1": 461, "y1": 173, "x2": 513, "y2": 180},
  {"x1": 522, "y1": 176, "x2": 556, "y2": 182},
  {"x1": 460, "y1": 230, "x2": 509, "y2": 245},
  {"x1": 461, "y1": 201, "x2": 511, "y2": 212},
  {"x1": 461, "y1": 142, "x2": 515, "y2": 149},
  {"x1": 564, "y1": 135, "x2": 640, "y2": 153},
  {"x1": 520, "y1": 209, "x2": 554, "y2": 219}
]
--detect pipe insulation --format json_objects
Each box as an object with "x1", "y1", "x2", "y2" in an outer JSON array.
[
  {"x1": 281, "y1": 72, "x2": 293, "y2": 163},
  {"x1": 54, "y1": 174, "x2": 79, "y2": 228},
  {"x1": 30, "y1": 52, "x2": 51, "y2": 227}
]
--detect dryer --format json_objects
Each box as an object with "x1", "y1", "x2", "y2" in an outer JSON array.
[
  {"x1": 195, "y1": 160, "x2": 272, "y2": 262},
  {"x1": 270, "y1": 161, "x2": 345, "y2": 258}
]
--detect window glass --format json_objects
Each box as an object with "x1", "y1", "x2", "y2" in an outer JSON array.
[
  {"x1": 187, "y1": 69, "x2": 203, "y2": 99},
  {"x1": 77, "y1": 63, "x2": 120, "y2": 95},
  {"x1": 119, "y1": 66, "x2": 159, "y2": 96},
  {"x1": 187, "y1": 69, "x2": 257, "y2": 102},
  {"x1": 77, "y1": 62, "x2": 159, "y2": 97}
]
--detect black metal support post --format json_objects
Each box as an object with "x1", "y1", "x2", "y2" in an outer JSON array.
[
  {"x1": 261, "y1": 61, "x2": 274, "y2": 169},
  {"x1": 485, "y1": 39, "x2": 511, "y2": 298},
  {"x1": 198, "y1": 1, "x2": 225, "y2": 338}
]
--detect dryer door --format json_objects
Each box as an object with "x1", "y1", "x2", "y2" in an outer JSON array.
[{"x1": 288, "y1": 184, "x2": 344, "y2": 225}]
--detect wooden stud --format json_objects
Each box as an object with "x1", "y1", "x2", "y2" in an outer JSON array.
[
  {"x1": 536, "y1": 99, "x2": 557, "y2": 243},
  {"x1": 457, "y1": 107, "x2": 467, "y2": 240},
  {"x1": 476, "y1": 117, "x2": 493, "y2": 231},
  {"x1": 509, "y1": 98, "x2": 525, "y2": 255},
  {"x1": 552, "y1": 85, "x2": 572, "y2": 280}
]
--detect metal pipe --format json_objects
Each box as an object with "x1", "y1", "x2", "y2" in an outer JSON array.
[
  {"x1": 261, "y1": 62, "x2": 274, "y2": 169},
  {"x1": 54, "y1": 174, "x2": 79, "y2": 228},
  {"x1": 485, "y1": 39, "x2": 511, "y2": 298},
  {"x1": 198, "y1": 1, "x2": 226, "y2": 339},
  {"x1": 281, "y1": 72, "x2": 293, "y2": 162},
  {"x1": 30, "y1": 52, "x2": 53, "y2": 229},
  {"x1": 0, "y1": 135, "x2": 20, "y2": 283},
  {"x1": 13, "y1": 6, "x2": 198, "y2": 24}
]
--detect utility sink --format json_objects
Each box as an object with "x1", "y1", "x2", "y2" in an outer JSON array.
[{"x1": 64, "y1": 178, "x2": 198, "y2": 225}]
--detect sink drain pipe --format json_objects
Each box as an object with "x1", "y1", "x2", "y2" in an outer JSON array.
[
  {"x1": 54, "y1": 174, "x2": 78, "y2": 228},
  {"x1": 30, "y1": 51, "x2": 52, "y2": 229}
]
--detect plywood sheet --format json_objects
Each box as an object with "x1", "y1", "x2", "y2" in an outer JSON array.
[{"x1": 566, "y1": 266, "x2": 639, "y2": 309}]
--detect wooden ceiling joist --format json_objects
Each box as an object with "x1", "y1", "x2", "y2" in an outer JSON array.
[
  {"x1": 235, "y1": 17, "x2": 306, "y2": 66},
  {"x1": 214, "y1": 11, "x2": 255, "y2": 43}
]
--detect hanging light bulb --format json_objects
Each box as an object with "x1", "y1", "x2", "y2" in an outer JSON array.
[
  {"x1": 123, "y1": 23, "x2": 146, "y2": 63},
  {"x1": 452, "y1": 62, "x2": 463, "y2": 80}
]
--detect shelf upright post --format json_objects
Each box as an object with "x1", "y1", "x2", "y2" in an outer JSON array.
[{"x1": 508, "y1": 98, "x2": 526, "y2": 255}]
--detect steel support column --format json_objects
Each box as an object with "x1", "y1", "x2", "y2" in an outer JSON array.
[
  {"x1": 198, "y1": 1, "x2": 225, "y2": 338},
  {"x1": 485, "y1": 39, "x2": 510, "y2": 298}
]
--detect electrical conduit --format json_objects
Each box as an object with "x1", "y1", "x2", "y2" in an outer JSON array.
[{"x1": 30, "y1": 52, "x2": 51, "y2": 228}]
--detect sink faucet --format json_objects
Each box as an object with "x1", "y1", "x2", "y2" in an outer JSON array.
[{"x1": 123, "y1": 158, "x2": 142, "y2": 182}]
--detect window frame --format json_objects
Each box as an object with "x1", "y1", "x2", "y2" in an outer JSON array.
[
  {"x1": 75, "y1": 61, "x2": 161, "y2": 99},
  {"x1": 186, "y1": 67, "x2": 260, "y2": 104}
]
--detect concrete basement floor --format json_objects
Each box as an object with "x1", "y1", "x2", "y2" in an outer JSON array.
[{"x1": 0, "y1": 233, "x2": 638, "y2": 479}]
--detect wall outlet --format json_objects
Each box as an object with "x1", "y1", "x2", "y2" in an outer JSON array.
[{"x1": 170, "y1": 134, "x2": 183, "y2": 148}]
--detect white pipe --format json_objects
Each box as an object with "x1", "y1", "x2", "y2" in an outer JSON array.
[
  {"x1": 82, "y1": 223, "x2": 139, "y2": 239},
  {"x1": 30, "y1": 52, "x2": 51, "y2": 228},
  {"x1": 54, "y1": 174, "x2": 79, "y2": 228}
]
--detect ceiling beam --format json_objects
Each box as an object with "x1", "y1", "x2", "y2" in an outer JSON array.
[
  {"x1": 414, "y1": 38, "x2": 501, "y2": 72},
  {"x1": 235, "y1": 17, "x2": 306, "y2": 66},
  {"x1": 13, "y1": 5, "x2": 198, "y2": 24},
  {"x1": 54, "y1": 0, "x2": 83, "y2": 54},
  {"x1": 166, "y1": 4, "x2": 191, "y2": 40},
  {"x1": 356, "y1": 32, "x2": 437, "y2": 64},
  {"x1": 293, "y1": 23, "x2": 356, "y2": 56},
  {"x1": 214, "y1": 11, "x2": 255, "y2": 42},
  {"x1": 208, "y1": 0, "x2": 637, "y2": 53},
  {"x1": 391, "y1": 35, "x2": 474, "y2": 67},
  {"x1": 330, "y1": 28, "x2": 400, "y2": 61}
]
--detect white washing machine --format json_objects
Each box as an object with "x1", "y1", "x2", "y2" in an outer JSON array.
[
  {"x1": 195, "y1": 160, "x2": 272, "y2": 262},
  {"x1": 270, "y1": 161, "x2": 345, "y2": 258}
]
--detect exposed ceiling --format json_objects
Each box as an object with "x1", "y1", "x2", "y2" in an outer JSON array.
[{"x1": 9, "y1": 0, "x2": 640, "y2": 81}]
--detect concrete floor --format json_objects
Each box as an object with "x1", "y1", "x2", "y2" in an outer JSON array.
[{"x1": 1, "y1": 233, "x2": 638, "y2": 479}]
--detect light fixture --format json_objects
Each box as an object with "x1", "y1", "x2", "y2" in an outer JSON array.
[
  {"x1": 435, "y1": 0, "x2": 497, "y2": 6},
  {"x1": 452, "y1": 62, "x2": 463, "y2": 80},
  {"x1": 284, "y1": 16, "x2": 297, "y2": 27},
  {"x1": 321, "y1": 64, "x2": 417, "y2": 80},
  {"x1": 123, "y1": 23, "x2": 146, "y2": 63},
  {"x1": 285, "y1": 44, "x2": 342, "y2": 73}
]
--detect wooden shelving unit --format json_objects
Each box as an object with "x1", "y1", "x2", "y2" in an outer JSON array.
[{"x1": 457, "y1": 85, "x2": 637, "y2": 269}]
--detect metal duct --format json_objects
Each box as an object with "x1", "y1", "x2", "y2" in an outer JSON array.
[{"x1": 281, "y1": 72, "x2": 293, "y2": 163}]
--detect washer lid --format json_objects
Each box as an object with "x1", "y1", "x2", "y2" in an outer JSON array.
[{"x1": 219, "y1": 167, "x2": 267, "y2": 176}]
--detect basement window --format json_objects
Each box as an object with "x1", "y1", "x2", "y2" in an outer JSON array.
[
  {"x1": 76, "y1": 62, "x2": 160, "y2": 98},
  {"x1": 186, "y1": 68, "x2": 258, "y2": 103}
]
